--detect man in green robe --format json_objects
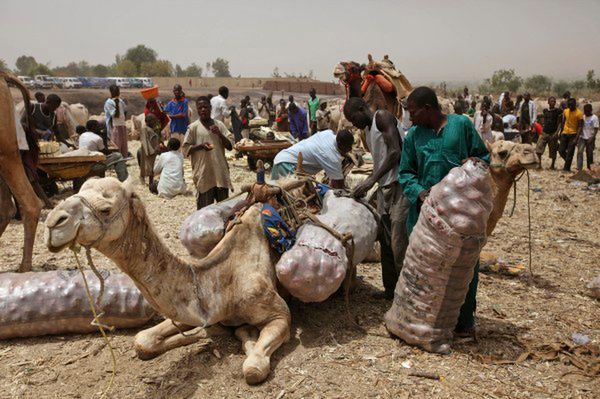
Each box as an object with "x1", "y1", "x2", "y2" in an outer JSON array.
[{"x1": 398, "y1": 86, "x2": 490, "y2": 336}]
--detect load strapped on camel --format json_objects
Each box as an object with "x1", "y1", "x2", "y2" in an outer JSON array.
[
  {"x1": 334, "y1": 54, "x2": 413, "y2": 119},
  {"x1": 180, "y1": 160, "x2": 378, "y2": 302}
]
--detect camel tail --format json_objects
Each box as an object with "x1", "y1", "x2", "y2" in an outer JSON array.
[{"x1": 1, "y1": 72, "x2": 39, "y2": 157}]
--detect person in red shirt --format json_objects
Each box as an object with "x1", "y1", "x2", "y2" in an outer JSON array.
[
  {"x1": 531, "y1": 115, "x2": 543, "y2": 143},
  {"x1": 144, "y1": 97, "x2": 170, "y2": 132}
]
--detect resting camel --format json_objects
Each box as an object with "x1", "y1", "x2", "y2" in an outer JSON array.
[
  {"x1": 45, "y1": 177, "x2": 292, "y2": 385},
  {"x1": 0, "y1": 72, "x2": 42, "y2": 272}
]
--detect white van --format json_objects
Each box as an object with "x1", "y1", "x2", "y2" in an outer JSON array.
[
  {"x1": 60, "y1": 77, "x2": 83, "y2": 89},
  {"x1": 138, "y1": 77, "x2": 154, "y2": 88},
  {"x1": 114, "y1": 78, "x2": 130, "y2": 88},
  {"x1": 18, "y1": 76, "x2": 36, "y2": 89}
]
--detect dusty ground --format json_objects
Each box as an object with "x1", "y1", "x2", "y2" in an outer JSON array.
[{"x1": 0, "y1": 139, "x2": 599, "y2": 398}]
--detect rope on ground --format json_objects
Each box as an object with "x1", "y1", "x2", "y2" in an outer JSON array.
[{"x1": 71, "y1": 247, "x2": 116, "y2": 399}]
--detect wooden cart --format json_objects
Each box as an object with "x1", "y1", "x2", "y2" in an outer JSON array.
[
  {"x1": 38, "y1": 154, "x2": 106, "y2": 181},
  {"x1": 235, "y1": 140, "x2": 292, "y2": 170}
]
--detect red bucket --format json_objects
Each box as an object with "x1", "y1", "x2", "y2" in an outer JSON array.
[{"x1": 140, "y1": 86, "x2": 159, "y2": 100}]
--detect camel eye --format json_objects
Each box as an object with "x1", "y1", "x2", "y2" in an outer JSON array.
[{"x1": 498, "y1": 150, "x2": 509, "y2": 158}]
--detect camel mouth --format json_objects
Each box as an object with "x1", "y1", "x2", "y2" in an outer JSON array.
[
  {"x1": 47, "y1": 241, "x2": 71, "y2": 253},
  {"x1": 520, "y1": 160, "x2": 540, "y2": 169},
  {"x1": 44, "y1": 226, "x2": 76, "y2": 253}
]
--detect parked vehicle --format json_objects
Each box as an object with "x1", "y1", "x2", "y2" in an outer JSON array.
[
  {"x1": 33, "y1": 75, "x2": 54, "y2": 89},
  {"x1": 18, "y1": 76, "x2": 36, "y2": 89},
  {"x1": 127, "y1": 78, "x2": 143, "y2": 88},
  {"x1": 50, "y1": 77, "x2": 63, "y2": 89},
  {"x1": 107, "y1": 77, "x2": 131, "y2": 88},
  {"x1": 138, "y1": 77, "x2": 154, "y2": 88},
  {"x1": 60, "y1": 77, "x2": 83, "y2": 89},
  {"x1": 77, "y1": 77, "x2": 93, "y2": 88}
]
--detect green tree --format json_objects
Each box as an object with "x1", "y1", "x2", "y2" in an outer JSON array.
[
  {"x1": 92, "y1": 64, "x2": 111, "y2": 77},
  {"x1": 211, "y1": 58, "x2": 231, "y2": 77},
  {"x1": 29, "y1": 64, "x2": 52, "y2": 76},
  {"x1": 15, "y1": 55, "x2": 38, "y2": 75},
  {"x1": 175, "y1": 64, "x2": 184, "y2": 77},
  {"x1": 115, "y1": 59, "x2": 138, "y2": 77},
  {"x1": 486, "y1": 69, "x2": 523, "y2": 93},
  {"x1": 523, "y1": 75, "x2": 552, "y2": 94},
  {"x1": 572, "y1": 80, "x2": 586, "y2": 91},
  {"x1": 586, "y1": 70, "x2": 600, "y2": 90},
  {"x1": 553, "y1": 80, "x2": 569, "y2": 96},
  {"x1": 140, "y1": 60, "x2": 174, "y2": 77},
  {"x1": 0, "y1": 59, "x2": 9, "y2": 72},
  {"x1": 123, "y1": 45, "x2": 158, "y2": 73},
  {"x1": 183, "y1": 63, "x2": 202, "y2": 77}
]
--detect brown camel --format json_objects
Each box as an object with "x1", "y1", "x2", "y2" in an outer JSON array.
[
  {"x1": 0, "y1": 72, "x2": 42, "y2": 272},
  {"x1": 486, "y1": 140, "x2": 539, "y2": 236},
  {"x1": 45, "y1": 177, "x2": 292, "y2": 385},
  {"x1": 333, "y1": 55, "x2": 412, "y2": 119}
]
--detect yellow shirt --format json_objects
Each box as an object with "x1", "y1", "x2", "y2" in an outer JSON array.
[{"x1": 563, "y1": 108, "x2": 583, "y2": 134}]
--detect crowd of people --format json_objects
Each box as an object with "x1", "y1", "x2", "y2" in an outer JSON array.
[{"x1": 454, "y1": 87, "x2": 598, "y2": 172}]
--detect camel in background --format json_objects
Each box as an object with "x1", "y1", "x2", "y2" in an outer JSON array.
[{"x1": 0, "y1": 72, "x2": 42, "y2": 272}]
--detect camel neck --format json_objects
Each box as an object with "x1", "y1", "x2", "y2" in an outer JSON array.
[
  {"x1": 96, "y1": 205, "x2": 216, "y2": 326},
  {"x1": 487, "y1": 170, "x2": 516, "y2": 236}
]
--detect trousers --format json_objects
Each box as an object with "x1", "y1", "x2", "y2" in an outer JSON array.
[
  {"x1": 378, "y1": 183, "x2": 410, "y2": 295},
  {"x1": 559, "y1": 134, "x2": 577, "y2": 170},
  {"x1": 196, "y1": 187, "x2": 229, "y2": 210},
  {"x1": 576, "y1": 137, "x2": 595, "y2": 170}
]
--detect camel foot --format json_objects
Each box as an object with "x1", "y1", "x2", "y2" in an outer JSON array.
[
  {"x1": 134, "y1": 341, "x2": 166, "y2": 360},
  {"x1": 243, "y1": 353, "x2": 270, "y2": 385}
]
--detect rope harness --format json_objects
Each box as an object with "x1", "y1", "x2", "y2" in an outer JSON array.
[
  {"x1": 489, "y1": 148, "x2": 534, "y2": 277},
  {"x1": 65, "y1": 194, "x2": 131, "y2": 398}
]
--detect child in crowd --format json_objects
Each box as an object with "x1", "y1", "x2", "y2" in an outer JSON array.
[
  {"x1": 138, "y1": 114, "x2": 165, "y2": 190},
  {"x1": 531, "y1": 115, "x2": 543, "y2": 143},
  {"x1": 153, "y1": 138, "x2": 187, "y2": 198},
  {"x1": 467, "y1": 100, "x2": 477, "y2": 118},
  {"x1": 315, "y1": 101, "x2": 331, "y2": 131},
  {"x1": 577, "y1": 104, "x2": 598, "y2": 171}
]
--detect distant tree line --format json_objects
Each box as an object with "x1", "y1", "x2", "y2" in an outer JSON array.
[
  {"x1": 271, "y1": 67, "x2": 315, "y2": 79},
  {"x1": 477, "y1": 68, "x2": 600, "y2": 97},
  {"x1": 3, "y1": 45, "x2": 232, "y2": 78}
]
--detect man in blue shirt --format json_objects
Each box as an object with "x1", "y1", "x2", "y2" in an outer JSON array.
[
  {"x1": 164, "y1": 84, "x2": 190, "y2": 145},
  {"x1": 288, "y1": 102, "x2": 309, "y2": 140}
]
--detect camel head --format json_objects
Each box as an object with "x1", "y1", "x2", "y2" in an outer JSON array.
[
  {"x1": 45, "y1": 177, "x2": 137, "y2": 252},
  {"x1": 487, "y1": 140, "x2": 539, "y2": 176},
  {"x1": 333, "y1": 61, "x2": 364, "y2": 85}
]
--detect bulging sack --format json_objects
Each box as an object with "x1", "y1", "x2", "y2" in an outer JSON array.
[
  {"x1": 276, "y1": 191, "x2": 378, "y2": 302},
  {"x1": 180, "y1": 196, "x2": 246, "y2": 258},
  {"x1": 0, "y1": 270, "x2": 155, "y2": 339},
  {"x1": 385, "y1": 160, "x2": 493, "y2": 353}
]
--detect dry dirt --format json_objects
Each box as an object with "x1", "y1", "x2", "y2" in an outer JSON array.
[{"x1": 0, "y1": 139, "x2": 599, "y2": 398}]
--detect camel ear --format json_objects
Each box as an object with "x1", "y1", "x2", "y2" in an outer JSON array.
[
  {"x1": 123, "y1": 177, "x2": 135, "y2": 197},
  {"x1": 122, "y1": 178, "x2": 145, "y2": 220}
]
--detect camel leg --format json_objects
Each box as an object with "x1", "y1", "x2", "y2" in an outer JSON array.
[
  {"x1": 240, "y1": 317, "x2": 290, "y2": 385},
  {"x1": 134, "y1": 318, "x2": 229, "y2": 360},
  {"x1": 234, "y1": 325, "x2": 260, "y2": 355},
  {"x1": 0, "y1": 178, "x2": 16, "y2": 237},
  {"x1": 0, "y1": 165, "x2": 42, "y2": 272}
]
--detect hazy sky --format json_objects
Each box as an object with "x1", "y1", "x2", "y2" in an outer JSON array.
[{"x1": 2, "y1": 0, "x2": 600, "y2": 82}]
